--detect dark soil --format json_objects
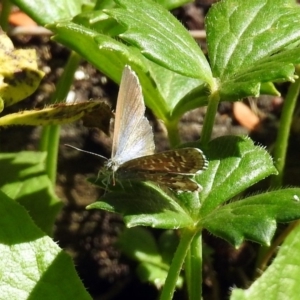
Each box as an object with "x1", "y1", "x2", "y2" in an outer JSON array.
[{"x1": 1, "y1": 1, "x2": 300, "y2": 299}]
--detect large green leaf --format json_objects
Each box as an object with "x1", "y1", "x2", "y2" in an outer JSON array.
[
  {"x1": 0, "y1": 152, "x2": 62, "y2": 235},
  {"x1": 202, "y1": 188, "x2": 300, "y2": 246},
  {"x1": 199, "y1": 135, "x2": 277, "y2": 215},
  {"x1": 88, "y1": 135, "x2": 277, "y2": 233},
  {"x1": 49, "y1": 22, "x2": 168, "y2": 120},
  {"x1": 231, "y1": 218, "x2": 300, "y2": 299},
  {"x1": 49, "y1": 21, "x2": 206, "y2": 123},
  {"x1": 206, "y1": 0, "x2": 300, "y2": 99},
  {"x1": 0, "y1": 191, "x2": 91, "y2": 300},
  {"x1": 88, "y1": 134, "x2": 300, "y2": 247},
  {"x1": 88, "y1": 181, "x2": 195, "y2": 229},
  {"x1": 105, "y1": 0, "x2": 213, "y2": 83},
  {"x1": 195, "y1": 136, "x2": 300, "y2": 246}
]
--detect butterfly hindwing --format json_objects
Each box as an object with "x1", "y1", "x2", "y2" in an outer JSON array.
[
  {"x1": 116, "y1": 171, "x2": 201, "y2": 192},
  {"x1": 149, "y1": 174, "x2": 201, "y2": 192}
]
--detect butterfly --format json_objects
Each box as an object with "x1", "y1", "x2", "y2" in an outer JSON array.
[
  {"x1": 103, "y1": 65, "x2": 208, "y2": 192},
  {"x1": 67, "y1": 66, "x2": 208, "y2": 191}
]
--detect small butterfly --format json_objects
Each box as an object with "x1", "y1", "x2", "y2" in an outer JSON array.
[{"x1": 67, "y1": 66, "x2": 208, "y2": 192}]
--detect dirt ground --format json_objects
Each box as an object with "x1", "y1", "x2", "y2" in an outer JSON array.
[{"x1": 1, "y1": 1, "x2": 300, "y2": 299}]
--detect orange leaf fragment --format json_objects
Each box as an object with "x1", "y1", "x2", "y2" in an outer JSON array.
[
  {"x1": 233, "y1": 102, "x2": 260, "y2": 131},
  {"x1": 9, "y1": 11, "x2": 37, "y2": 27}
]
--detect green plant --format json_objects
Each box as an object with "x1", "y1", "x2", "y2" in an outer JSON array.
[{"x1": 1, "y1": 0, "x2": 300, "y2": 299}]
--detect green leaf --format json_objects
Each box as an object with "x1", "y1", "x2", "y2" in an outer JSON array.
[
  {"x1": 49, "y1": 21, "x2": 207, "y2": 123},
  {"x1": 105, "y1": 0, "x2": 213, "y2": 83},
  {"x1": 0, "y1": 152, "x2": 63, "y2": 235},
  {"x1": 87, "y1": 182, "x2": 194, "y2": 229},
  {"x1": 146, "y1": 61, "x2": 205, "y2": 122},
  {"x1": 88, "y1": 135, "x2": 277, "y2": 232},
  {"x1": 202, "y1": 188, "x2": 300, "y2": 247},
  {"x1": 231, "y1": 215, "x2": 300, "y2": 300},
  {"x1": 119, "y1": 227, "x2": 162, "y2": 263},
  {"x1": 48, "y1": 22, "x2": 134, "y2": 82},
  {"x1": 11, "y1": 0, "x2": 85, "y2": 25},
  {"x1": 118, "y1": 227, "x2": 182, "y2": 288},
  {"x1": 206, "y1": 0, "x2": 300, "y2": 99},
  {"x1": 158, "y1": 230, "x2": 179, "y2": 265},
  {"x1": 49, "y1": 22, "x2": 170, "y2": 117},
  {"x1": 72, "y1": 10, "x2": 124, "y2": 36},
  {"x1": 171, "y1": 83, "x2": 210, "y2": 120},
  {"x1": 0, "y1": 190, "x2": 91, "y2": 300},
  {"x1": 260, "y1": 82, "x2": 280, "y2": 96},
  {"x1": 199, "y1": 135, "x2": 278, "y2": 216}
]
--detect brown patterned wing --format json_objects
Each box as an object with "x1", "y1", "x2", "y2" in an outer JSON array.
[
  {"x1": 119, "y1": 148, "x2": 208, "y2": 175},
  {"x1": 116, "y1": 147, "x2": 208, "y2": 192},
  {"x1": 137, "y1": 173, "x2": 202, "y2": 192}
]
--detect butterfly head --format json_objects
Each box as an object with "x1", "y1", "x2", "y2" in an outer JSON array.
[
  {"x1": 103, "y1": 158, "x2": 123, "y2": 186},
  {"x1": 105, "y1": 158, "x2": 121, "y2": 173}
]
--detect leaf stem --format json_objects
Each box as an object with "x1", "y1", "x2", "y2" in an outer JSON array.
[
  {"x1": 200, "y1": 85, "x2": 219, "y2": 146},
  {"x1": 185, "y1": 232, "x2": 202, "y2": 300},
  {"x1": 160, "y1": 228, "x2": 196, "y2": 300},
  {"x1": 271, "y1": 66, "x2": 300, "y2": 188},
  {"x1": 0, "y1": 0, "x2": 12, "y2": 31},
  {"x1": 166, "y1": 119, "x2": 181, "y2": 148},
  {"x1": 39, "y1": 51, "x2": 81, "y2": 184},
  {"x1": 257, "y1": 68, "x2": 300, "y2": 276},
  {"x1": 256, "y1": 220, "x2": 300, "y2": 275}
]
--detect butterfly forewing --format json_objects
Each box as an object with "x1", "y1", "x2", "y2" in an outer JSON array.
[
  {"x1": 111, "y1": 66, "x2": 155, "y2": 165},
  {"x1": 119, "y1": 148, "x2": 208, "y2": 174}
]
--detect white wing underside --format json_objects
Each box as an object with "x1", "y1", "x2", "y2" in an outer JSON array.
[{"x1": 111, "y1": 66, "x2": 155, "y2": 165}]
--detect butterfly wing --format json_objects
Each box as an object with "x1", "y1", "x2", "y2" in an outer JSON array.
[
  {"x1": 119, "y1": 148, "x2": 208, "y2": 174},
  {"x1": 111, "y1": 66, "x2": 155, "y2": 165},
  {"x1": 116, "y1": 148, "x2": 208, "y2": 191},
  {"x1": 136, "y1": 173, "x2": 202, "y2": 192}
]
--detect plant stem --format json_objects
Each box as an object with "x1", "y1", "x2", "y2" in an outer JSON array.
[
  {"x1": 50, "y1": 51, "x2": 82, "y2": 105},
  {"x1": 185, "y1": 232, "x2": 202, "y2": 300},
  {"x1": 256, "y1": 220, "x2": 300, "y2": 275},
  {"x1": 0, "y1": 0, "x2": 12, "y2": 31},
  {"x1": 256, "y1": 68, "x2": 300, "y2": 275},
  {"x1": 271, "y1": 66, "x2": 300, "y2": 188},
  {"x1": 39, "y1": 51, "x2": 81, "y2": 184},
  {"x1": 41, "y1": 125, "x2": 61, "y2": 184},
  {"x1": 167, "y1": 119, "x2": 181, "y2": 148},
  {"x1": 200, "y1": 87, "x2": 220, "y2": 147},
  {"x1": 160, "y1": 229, "x2": 196, "y2": 300}
]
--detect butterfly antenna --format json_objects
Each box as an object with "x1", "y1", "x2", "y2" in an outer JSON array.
[{"x1": 64, "y1": 144, "x2": 108, "y2": 161}]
